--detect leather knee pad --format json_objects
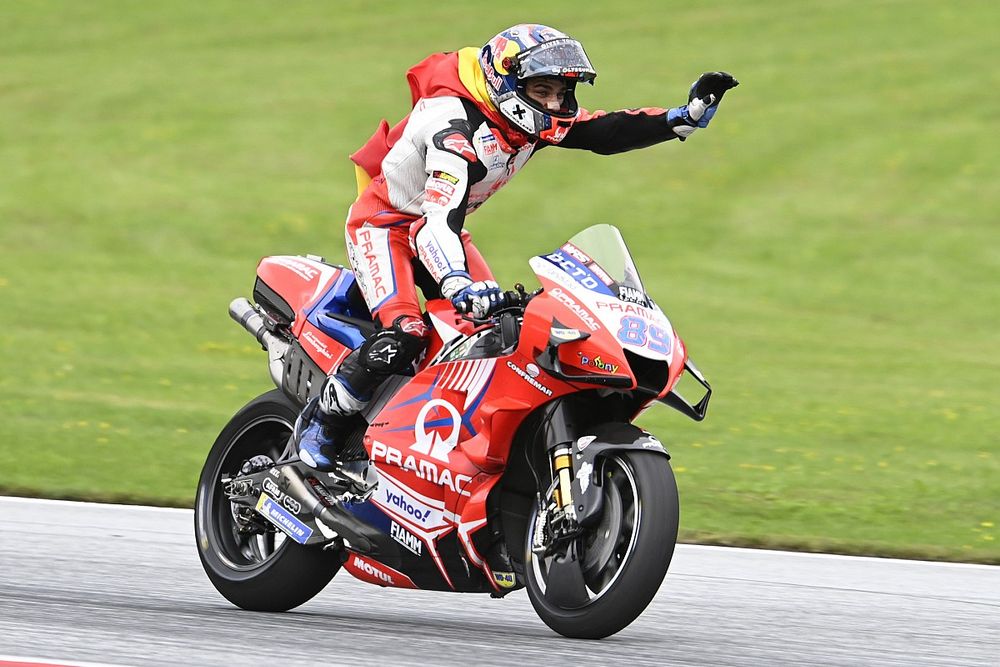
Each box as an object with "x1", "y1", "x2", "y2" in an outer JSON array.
[{"x1": 337, "y1": 316, "x2": 428, "y2": 395}]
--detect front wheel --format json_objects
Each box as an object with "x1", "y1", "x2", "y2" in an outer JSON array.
[
  {"x1": 525, "y1": 450, "x2": 679, "y2": 639},
  {"x1": 194, "y1": 389, "x2": 340, "y2": 611}
]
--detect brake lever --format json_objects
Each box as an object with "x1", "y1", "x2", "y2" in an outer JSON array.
[{"x1": 456, "y1": 283, "x2": 536, "y2": 324}]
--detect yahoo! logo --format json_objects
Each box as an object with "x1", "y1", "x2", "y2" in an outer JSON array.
[{"x1": 385, "y1": 490, "x2": 432, "y2": 523}]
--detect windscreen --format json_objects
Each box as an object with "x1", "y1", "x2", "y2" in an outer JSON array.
[{"x1": 564, "y1": 224, "x2": 645, "y2": 293}]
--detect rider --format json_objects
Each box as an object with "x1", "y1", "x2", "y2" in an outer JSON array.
[{"x1": 295, "y1": 23, "x2": 738, "y2": 470}]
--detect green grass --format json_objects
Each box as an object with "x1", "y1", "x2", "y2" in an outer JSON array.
[{"x1": 1, "y1": 0, "x2": 997, "y2": 562}]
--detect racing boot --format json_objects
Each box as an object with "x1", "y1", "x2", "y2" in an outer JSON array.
[{"x1": 293, "y1": 375, "x2": 368, "y2": 471}]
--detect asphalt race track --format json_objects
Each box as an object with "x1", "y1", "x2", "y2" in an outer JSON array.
[{"x1": 1, "y1": 497, "x2": 997, "y2": 666}]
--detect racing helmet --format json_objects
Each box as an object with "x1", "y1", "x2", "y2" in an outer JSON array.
[{"x1": 479, "y1": 24, "x2": 596, "y2": 144}]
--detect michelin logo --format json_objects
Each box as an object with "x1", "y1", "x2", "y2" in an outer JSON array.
[{"x1": 256, "y1": 493, "x2": 313, "y2": 544}]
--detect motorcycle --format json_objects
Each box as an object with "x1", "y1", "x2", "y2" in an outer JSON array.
[{"x1": 195, "y1": 223, "x2": 711, "y2": 639}]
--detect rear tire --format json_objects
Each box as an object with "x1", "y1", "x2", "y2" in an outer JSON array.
[
  {"x1": 525, "y1": 450, "x2": 679, "y2": 639},
  {"x1": 194, "y1": 389, "x2": 340, "y2": 611}
]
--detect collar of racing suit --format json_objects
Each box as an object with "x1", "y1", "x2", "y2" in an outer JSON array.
[
  {"x1": 407, "y1": 48, "x2": 531, "y2": 148},
  {"x1": 456, "y1": 48, "x2": 499, "y2": 115},
  {"x1": 351, "y1": 48, "x2": 532, "y2": 195}
]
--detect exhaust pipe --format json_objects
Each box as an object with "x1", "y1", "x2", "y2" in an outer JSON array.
[
  {"x1": 277, "y1": 466, "x2": 378, "y2": 554},
  {"x1": 229, "y1": 297, "x2": 289, "y2": 389}
]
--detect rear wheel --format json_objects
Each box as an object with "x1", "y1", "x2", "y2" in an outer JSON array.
[
  {"x1": 525, "y1": 450, "x2": 679, "y2": 639},
  {"x1": 194, "y1": 389, "x2": 340, "y2": 611}
]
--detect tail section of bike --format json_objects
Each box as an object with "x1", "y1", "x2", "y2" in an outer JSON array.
[{"x1": 251, "y1": 255, "x2": 372, "y2": 376}]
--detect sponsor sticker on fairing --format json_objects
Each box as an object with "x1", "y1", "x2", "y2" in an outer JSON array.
[
  {"x1": 493, "y1": 571, "x2": 517, "y2": 588},
  {"x1": 576, "y1": 461, "x2": 594, "y2": 494},
  {"x1": 351, "y1": 554, "x2": 394, "y2": 585},
  {"x1": 271, "y1": 256, "x2": 320, "y2": 281},
  {"x1": 640, "y1": 434, "x2": 665, "y2": 451},
  {"x1": 343, "y1": 554, "x2": 418, "y2": 589},
  {"x1": 618, "y1": 284, "x2": 650, "y2": 307},
  {"x1": 255, "y1": 493, "x2": 313, "y2": 544},
  {"x1": 506, "y1": 360, "x2": 553, "y2": 396},
  {"x1": 549, "y1": 287, "x2": 600, "y2": 332},
  {"x1": 594, "y1": 299, "x2": 655, "y2": 319},
  {"x1": 576, "y1": 352, "x2": 621, "y2": 374},
  {"x1": 371, "y1": 469, "x2": 447, "y2": 528},
  {"x1": 390, "y1": 521, "x2": 423, "y2": 556},
  {"x1": 541, "y1": 250, "x2": 617, "y2": 296},
  {"x1": 303, "y1": 330, "x2": 334, "y2": 360},
  {"x1": 589, "y1": 263, "x2": 614, "y2": 286},
  {"x1": 551, "y1": 326, "x2": 585, "y2": 342},
  {"x1": 561, "y1": 242, "x2": 592, "y2": 264}
]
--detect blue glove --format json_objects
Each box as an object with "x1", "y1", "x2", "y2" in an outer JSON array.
[
  {"x1": 441, "y1": 272, "x2": 504, "y2": 318},
  {"x1": 668, "y1": 71, "x2": 739, "y2": 139}
]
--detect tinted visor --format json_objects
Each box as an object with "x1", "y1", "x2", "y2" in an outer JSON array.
[{"x1": 516, "y1": 39, "x2": 596, "y2": 83}]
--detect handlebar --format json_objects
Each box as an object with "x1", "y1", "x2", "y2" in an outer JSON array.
[{"x1": 455, "y1": 283, "x2": 538, "y2": 321}]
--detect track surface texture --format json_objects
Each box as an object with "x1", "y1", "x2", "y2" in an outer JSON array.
[{"x1": 0, "y1": 497, "x2": 997, "y2": 666}]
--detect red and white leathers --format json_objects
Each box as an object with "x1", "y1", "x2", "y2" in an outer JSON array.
[
  {"x1": 345, "y1": 47, "x2": 683, "y2": 337},
  {"x1": 309, "y1": 46, "x2": 689, "y2": 427},
  {"x1": 343, "y1": 92, "x2": 524, "y2": 329}
]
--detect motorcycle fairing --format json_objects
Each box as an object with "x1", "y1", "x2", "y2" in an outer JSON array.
[
  {"x1": 244, "y1": 227, "x2": 704, "y2": 594},
  {"x1": 255, "y1": 256, "x2": 344, "y2": 325},
  {"x1": 302, "y1": 269, "x2": 371, "y2": 350},
  {"x1": 343, "y1": 552, "x2": 418, "y2": 589},
  {"x1": 529, "y1": 254, "x2": 677, "y2": 365},
  {"x1": 255, "y1": 256, "x2": 361, "y2": 371},
  {"x1": 345, "y1": 358, "x2": 500, "y2": 591},
  {"x1": 344, "y1": 341, "x2": 578, "y2": 593}
]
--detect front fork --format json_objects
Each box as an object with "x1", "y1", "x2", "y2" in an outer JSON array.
[
  {"x1": 533, "y1": 401, "x2": 585, "y2": 555},
  {"x1": 552, "y1": 444, "x2": 577, "y2": 522}
]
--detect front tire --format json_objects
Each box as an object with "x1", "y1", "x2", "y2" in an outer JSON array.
[
  {"x1": 194, "y1": 389, "x2": 340, "y2": 611},
  {"x1": 525, "y1": 450, "x2": 679, "y2": 639}
]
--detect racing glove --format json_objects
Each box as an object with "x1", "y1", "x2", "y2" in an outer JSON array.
[
  {"x1": 440, "y1": 271, "x2": 504, "y2": 319},
  {"x1": 667, "y1": 71, "x2": 739, "y2": 140}
]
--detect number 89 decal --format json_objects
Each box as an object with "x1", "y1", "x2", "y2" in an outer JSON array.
[{"x1": 617, "y1": 316, "x2": 672, "y2": 355}]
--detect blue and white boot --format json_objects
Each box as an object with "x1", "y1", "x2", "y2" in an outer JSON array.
[{"x1": 293, "y1": 375, "x2": 368, "y2": 471}]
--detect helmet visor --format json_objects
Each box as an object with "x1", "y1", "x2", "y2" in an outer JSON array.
[{"x1": 516, "y1": 39, "x2": 596, "y2": 82}]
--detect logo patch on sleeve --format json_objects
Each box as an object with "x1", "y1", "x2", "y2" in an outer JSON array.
[
  {"x1": 432, "y1": 170, "x2": 460, "y2": 184},
  {"x1": 434, "y1": 129, "x2": 478, "y2": 163}
]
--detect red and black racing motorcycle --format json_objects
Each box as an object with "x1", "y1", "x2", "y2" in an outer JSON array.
[{"x1": 195, "y1": 224, "x2": 711, "y2": 639}]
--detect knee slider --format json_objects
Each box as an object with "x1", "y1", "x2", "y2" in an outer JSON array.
[{"x1": 358, "y1": 317, "x2": 428, "y2": 375}]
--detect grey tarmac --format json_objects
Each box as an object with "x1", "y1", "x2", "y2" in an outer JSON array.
[{"x1": 0, "y1": 497, "x2": 997, "y2": 666}]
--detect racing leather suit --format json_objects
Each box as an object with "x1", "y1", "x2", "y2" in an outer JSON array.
[{"x1": 331, "y1": 47, "x2": 684, "y2": 405}]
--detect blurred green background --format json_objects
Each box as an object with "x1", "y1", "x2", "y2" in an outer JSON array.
[{"x1": 1, "y1": 0, "x2": 997, "y2": 562}]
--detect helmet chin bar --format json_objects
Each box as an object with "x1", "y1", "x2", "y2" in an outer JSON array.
[{"x1": 497, "y1": 79, "x2": 579, "y2": 139}]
